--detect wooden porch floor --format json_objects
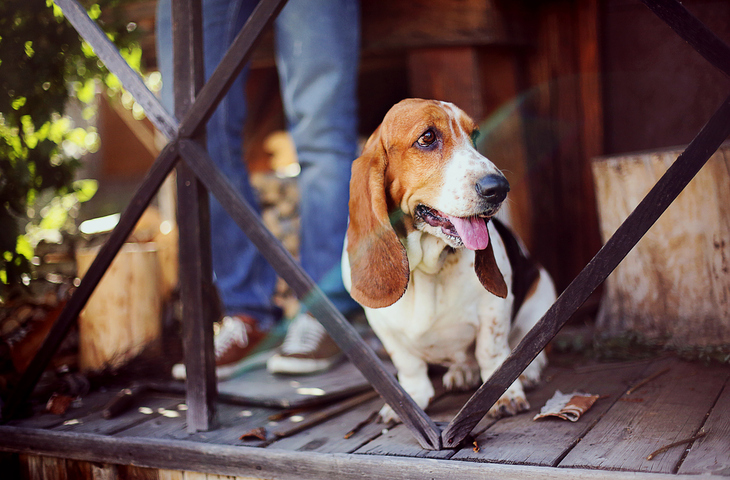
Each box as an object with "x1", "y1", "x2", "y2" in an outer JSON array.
[{"x1": 1, "y1": 353, "x2": 729, "y2": 479}]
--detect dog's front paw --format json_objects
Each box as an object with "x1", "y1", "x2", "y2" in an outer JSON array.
[
  {"x1": 377, "y1": 404, "x2": 400, "y2": 424},
  {"x1": 377, "y1": 381, "x2": 433, "y2": 424},
  {"x1": 486, "y1": 384, "x2": 530, "y2": 418},
  {"x1": 443, "y1": 363, "x2": 481, "y2": 391}
]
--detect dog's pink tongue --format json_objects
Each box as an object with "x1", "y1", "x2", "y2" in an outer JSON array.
[{"x1": 448, "y1": 215, "x2": 490, "y2": 250}]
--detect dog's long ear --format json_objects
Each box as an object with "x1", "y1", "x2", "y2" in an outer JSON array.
[
  {"x1": 475, "y1": 241, "x2": 508, "y2": 299},
  {"x1": 346, "y1": 127, "x2": 409, "y2": 308}
]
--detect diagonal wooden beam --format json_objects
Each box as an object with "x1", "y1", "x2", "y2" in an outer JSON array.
[
  {"x1": 441, "y1": 92, "x2": 730, "y2": 448},
  {"x1": 54, "y1": 0, "x2": 177, "y2": 138},
  {"x1": 640, "y1": 0, "x2": 730, "y2": 78},
  {"x1": 177, "y1": 138, "x2": 443, "y2": 450}
]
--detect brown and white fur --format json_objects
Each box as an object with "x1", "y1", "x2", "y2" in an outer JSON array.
[{"x1": 342, "y1": 99, "x2": 556, "y2": 422}]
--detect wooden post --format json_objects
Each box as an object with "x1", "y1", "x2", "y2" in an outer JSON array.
[
  {"x1": 172, "y1": 0, "x2": 218, "y2": 432},
  {"x1": 593, "y1": 145, "x2": 730, "y2": 347}
]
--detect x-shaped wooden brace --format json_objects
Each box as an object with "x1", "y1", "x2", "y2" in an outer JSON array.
[{"x1": 4, "y1": 0, "x2": 730, "y2": 452}]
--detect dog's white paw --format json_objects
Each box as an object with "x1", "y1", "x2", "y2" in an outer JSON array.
[
  {"x1": 378, "y1": 404, "x2": 400, "y2": 424},
  {"x1": 377, "y1": 381, "x2": 433, "y2": 424},
  {"x1": 486, "y1": 383, "x2": 530, "y2": 418},
  {"x1": 443, "y1": 363, "x2": 481, "y2": 391}
]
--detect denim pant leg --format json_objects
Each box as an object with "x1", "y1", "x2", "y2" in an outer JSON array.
[
  {"x1": 275, "y1": 0, "x2": 362, "y2": 315},
  {"x1": 156, "y1": 0, "x2": 279, "y2": 329}
]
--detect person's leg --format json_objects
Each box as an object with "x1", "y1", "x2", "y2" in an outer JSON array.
[
  {"x1": 157, "y1": 0, "x2": 278, "y2": 380},
  {"x1": 156, "y1": 0, "x2": 279, "y2": 331},
  {"x1": 275, "y1": 0, "x2": 361, "y2": 316},
  {"x1": 267, "y1": 0, "x2": 361, "y2": 375}
]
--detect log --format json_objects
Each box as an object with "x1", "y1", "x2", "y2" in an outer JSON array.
[
  {"x1": 592, "y1": 144, "x2": 730, "y2": 347},
  {"x1": 75, "y1": 242, "x2": 163, "y2": 372}
]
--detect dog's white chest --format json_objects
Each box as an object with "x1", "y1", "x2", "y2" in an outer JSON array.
[{"x1": 366, "y1": 247, "x2": 491, "y2": 364}]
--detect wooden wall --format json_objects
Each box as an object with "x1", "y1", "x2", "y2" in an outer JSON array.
[
  {"x1": 102, "y1": 0, "x2": 730, "y2": 293},
  {"x1": 602, "y1": 0, "x2": 730, "y2": 155}
]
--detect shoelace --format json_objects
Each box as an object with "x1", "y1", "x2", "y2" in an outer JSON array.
[
  {"x1": 214, "y1": 316, "x2": 250, "y2": 359},
  {"x1": 280, "y1": 314, "x2": 325, "y2": 355}
]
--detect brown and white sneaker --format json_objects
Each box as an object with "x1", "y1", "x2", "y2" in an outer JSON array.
[
  {"x1": 171, "y1": 314, "x2": 266, "y2": 381},
  {"x1": 266, "y1": 312, "x2": 342, "y2": 375}
]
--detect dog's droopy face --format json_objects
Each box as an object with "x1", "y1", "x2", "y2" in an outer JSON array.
[
  {"x1": 347, "y1": 98, "x2": 510, "y2": 308},
  {"x1": 377, "y1": 99, "x2": 510, "y2": 250}
]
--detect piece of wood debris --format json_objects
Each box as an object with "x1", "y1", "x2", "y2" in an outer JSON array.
[
  {"x1": 46, "y1": 393, "x2": 74, "y2": 415},
  {"x1": 239, "y1": 427, "x2": 267, "y2": 441},
  {"x1": 273, "y1": 390, "x2": 378, "y2": 439},
  {"x1": 344, "y1": 410, "x2": 378, "y2": 439},
  {"x1": 533, "y1": 390, "x2": 600, "y2": 422},
  {"x1": 646, "y1": 430, "x2": 707, "y2": 460},
  {"x1": 626, "y1": 367, "x2": 670, "y2": 395}
]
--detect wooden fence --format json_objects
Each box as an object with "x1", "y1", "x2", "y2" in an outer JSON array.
[{"x1": 2, "y1": 0, "x2": 729, "y2": 452}]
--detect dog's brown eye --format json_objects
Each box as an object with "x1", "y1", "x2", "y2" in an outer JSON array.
[{"x1": 417, "y1": 129, "x2": 437, "y2": 147}]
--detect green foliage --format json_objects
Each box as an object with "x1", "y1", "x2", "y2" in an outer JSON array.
[{"x1": 0, "y1": 0, "x2": 137, "y2": 300}]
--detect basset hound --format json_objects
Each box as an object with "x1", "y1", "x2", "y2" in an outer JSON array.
[{"x1": 342, "y1": 98, "x2": 557, "y2": 422}]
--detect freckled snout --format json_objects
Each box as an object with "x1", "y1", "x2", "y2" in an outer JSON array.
[{"x1": 475, "y1": 174, "x2": 510, "y2": 205}]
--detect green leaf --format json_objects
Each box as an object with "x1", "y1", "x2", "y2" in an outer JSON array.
[
  {"x1": 11, "y1": 97, "x2": 27, "y2": 110},
  {"x1": 39, "y1": 200, "x2": 68, "y2": 231},
  {"x1": 88, "y1": 4, "x2": 101, "y2": 20},
  {"x1": 76, "y1": 78, "x2": 97, "y2": 104},
  {"x1": 16, "y1": 235, "x2": 33, "y2": 260},
  {"x1": 73, "y1": 179, "x2": 98, "y2": 202},
  {"x1": 24, "y1": 40, "x2": 34, "y2": 58}
]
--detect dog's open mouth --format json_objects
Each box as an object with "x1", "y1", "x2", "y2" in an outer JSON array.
[{"x1": 415, "y1": 204, "x2": 491, "y2": 250}]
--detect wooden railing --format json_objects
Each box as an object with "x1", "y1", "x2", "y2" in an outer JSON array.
[{"x1": 3, "y1": 0, "x2": 729, "y2": 452}]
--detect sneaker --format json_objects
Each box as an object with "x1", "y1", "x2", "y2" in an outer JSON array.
[
  {"x1": 266, "y1": 312, "x2": 342, "y2": 375},
  {"x1": 171, "y1": 314, "x2": 266, "y2": 381}
]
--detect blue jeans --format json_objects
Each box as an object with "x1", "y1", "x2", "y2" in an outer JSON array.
[{"x1": 157, "y1": 0, "x2": 361, "y2": 329}]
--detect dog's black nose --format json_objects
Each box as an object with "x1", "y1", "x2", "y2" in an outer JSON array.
[{"x1": 475, "y1": 174, "x2": 510, "y2": 204}]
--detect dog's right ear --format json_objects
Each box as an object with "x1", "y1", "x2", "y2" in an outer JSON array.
[{"x1": 346, "y1": 127, "x2": 409, "y2": 308}]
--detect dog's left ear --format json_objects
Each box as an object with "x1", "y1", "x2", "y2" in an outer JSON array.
[
  {"x1": 346, "y1": 127, "x2": 410, "y2": 308},
  {"x1": 475, "y1": 242, "x2": 508, "y2": 298}
]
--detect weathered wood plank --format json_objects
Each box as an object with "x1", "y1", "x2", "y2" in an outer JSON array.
[
  {"x1": 51, "y1": 394, "x2": 183, "y2": 436},
  {"x1": 559, "y1": 358, "x2": 729, "y2": 473},
  {"x1": 451, "y1": 360, "x2": 653, "y2": 465},
  {"x1": 19, "y1": 454, "x2": 44, "y2": 480},
  {"x1": 593, "y1": 146, "x2": 730, "y2": 346},
  {"x1": 118, "y1": 464, "x2": 159, "y2": 480},
  {"x1": 184, "y1": 403, "x2": 279, "y2": 447},
  {"x1": 114, "y1": 399, "x2": 277, "y2": 448},
  {"x1": 7, "y1": 389, "x2": 116, "y2": 430},
  {"x1": 65, "y1": 458, "x2": 93, "y2": 479},
  {"x1": 158, "y1": 469, "x2": 185, "y2": 480},
  {"x1": 1, "y1": 426, "x2": 717, "y2": 480},
  {"x1": 216, "y1": 360, "x2": 387, "y2": 408},
  {"x1": 40, "y1": 455, "x2": 68, "y2": 480},
  {"x1": 267, "y1": 397, "x2": 385, "y2": 454},
  {"x1": 354, "y1": 421, "x2": 455, "y2": 460},
  {"x1": 352, "y1": 390, "x2": 492, "y2": 460},
  {"x1": 678, "y1": 374, "x2": 730, "y2": 475}
]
